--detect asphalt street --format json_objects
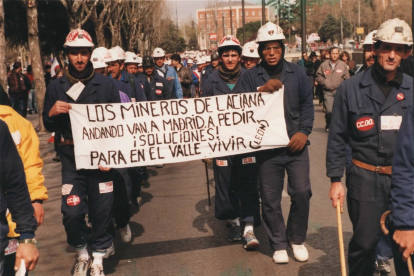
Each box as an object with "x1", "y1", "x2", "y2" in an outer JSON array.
[{"x1": 26, "y1": 100, "x2": 396, "y2": 276}]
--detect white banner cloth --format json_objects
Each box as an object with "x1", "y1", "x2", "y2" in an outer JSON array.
[{"x1": 69, "y1": 90, "x2": 290, "y2": 170}]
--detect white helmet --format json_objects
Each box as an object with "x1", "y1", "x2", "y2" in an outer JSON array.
[
  {"x1": 125, "y1": 51, "x2": 139, "y2": 64},
  {"x1": 256, "y1": 22, "x2": 285, "y2": 43},
  {"x1": 362, "y1": 30, "x2": 377, "y2": 46},
  {"x1": 242, "y1": 41, "x2": 260, "y2": 58},
  {"x1": 187, "y1": 59, "x2": 194, "y2": 64},
  {"x1": 109, "y1": 46, "x2": 125, "y2": 61},
  {"x1": 218, "y1": 35, "x2": 242, "y2": 49},
  {"x1": 64, "y1": 29, "x2": 94, "y2": 48},
  {"x1": 91, "y1": 47, "x2": 109, "y2": 69},
  {"x1": 204, "y1": 56, "x2": 211, "y2": 62},
  {"x1": 374, "y1": 18, "x2": 413, "y2": 46},
  {"x1": 137, "y1": 56, "x2": 143, "y2": 66},
  {"x1": 196, "y1": 57, "x2": 205, "y2": 65},
  {"x1": 153, "y1": 47, "x2": 165, "y2": 58}
]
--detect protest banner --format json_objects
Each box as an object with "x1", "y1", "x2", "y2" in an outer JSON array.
[{"x1": 69, "y1": 90, "x2": 290, "y2": 170}]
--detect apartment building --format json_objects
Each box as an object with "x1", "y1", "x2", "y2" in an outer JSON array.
[{"x1": 196, "y1": 1, "x2": 270, "y2": 50}]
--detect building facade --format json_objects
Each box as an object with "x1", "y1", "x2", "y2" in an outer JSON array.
[{"x1": 196, "y1": 1, "x2": 270, "y2": 50}]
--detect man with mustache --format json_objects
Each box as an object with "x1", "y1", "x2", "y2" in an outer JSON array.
[{"x1": 327, "y1": 19, "x2": 413, "y2": 276}]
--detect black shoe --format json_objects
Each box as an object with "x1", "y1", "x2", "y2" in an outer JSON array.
[
  {"x1": 53, "y1": 155, "x2": 61, "y2": 162},
  {"x1": 374, "y1": 260, "x2": 391, "y2": 274},
  {"x1": 28, "y1": 110, "x2": 33, "y2": 115},
  {"x1": 228, "y1": 222, "x2": 241, "y2": 241}
]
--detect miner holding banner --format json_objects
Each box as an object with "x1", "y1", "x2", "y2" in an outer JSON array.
[
  {"x1": 42, "y1": 29, "x2": 121, "y2": 276},
  {"x1": 202, "y1": 35, "x2": 261, "y2": 249},
  {"x1": 241, "y1": 22, "x2": 314, "y2": 264}
]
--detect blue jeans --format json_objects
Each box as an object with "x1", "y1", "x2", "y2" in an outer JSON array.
[
  {"x1": 27, "y1": 89, "x2": 37, "y2": 112},
  {"x1": 10, "y1": 95, "x2": 28, "y2": 118}
]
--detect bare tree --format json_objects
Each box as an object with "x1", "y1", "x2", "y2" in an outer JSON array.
[
  {"x1": 89, "y1": 0, "x2": 119, "y2": 47},
  {"x1": 60, "y1": 0, "x2": 98, "y2": 29},
  {"x1": 25, "y1": 0, "x2": 46, "y2": 131},
  {"x1": 0, "y1": 0, "x2": 7, "y2": 91},
  {"x1": 109, "y1": 3, "x2": 124, "y2": 47}
]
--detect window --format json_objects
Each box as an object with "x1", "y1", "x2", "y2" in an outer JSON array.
[
  {"x1": 259, "y1": 11, "x2": 261, "y2": 16},
  {"x1": 224, "y1": 23, "x2": 228, "y2": 27},
  {"x1": 207, "y1": 14, "x2": 210, "y2": 19},
  {"x1": 224, "y1": 12, "x2": 228, "y2": 17},
  {"x1": 246, "y1": 11, "x2": 249, "y2": 16},
  {"x1": 200, "y1": 14, "x2": 204, "y2": 19},
  {"x1": 252, "y1": 11, "x2": 255, "y2": 16},
  {"x1": 232, "y1": 23, "x2": 235, "y2": 27},
  {"x1": 232, "y1": 11, "x2": 234, "y2": 16},
  {"x1": 240, "y1": 11, "x2": 243, "y2": 16}
]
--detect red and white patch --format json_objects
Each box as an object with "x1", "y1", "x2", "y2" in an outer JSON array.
[
  {"x1": 324, "y1": 70, "x2": 330, "y2": 75},
  {"x1": 5, "y1": 239, "x2": 19, "y2": 255},
  {"x1": 156, "y1": 89, "x2": 162, "y2": 95},
  {"x1": 397, "y1": 93, "x2": 405, "y2": 101},
  {"x1": 336, "y1": 69, "x2": 343, "y2": 73},
  {"x1": 242, "y1": 157, "x2": 256, "y2": 164},
  {"x1": 356, "y1": 117, "x2": 375, "y2": 131},
  {"x1": 62, "y1": 184, "x2": 73, "y2": 196},
  {"x1": 67, "y1": 195, "x2": 80, "y2": 206},
  {"x1": 99, "y1": 181, "x2": 113, "y2": 194},
  {"x1": 216, "y1": 160, "x2": 228, "y2": 166}
]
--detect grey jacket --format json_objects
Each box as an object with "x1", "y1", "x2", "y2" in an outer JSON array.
[{"x1": 316, "y1": 60, "x2": 350, "y2": 92}]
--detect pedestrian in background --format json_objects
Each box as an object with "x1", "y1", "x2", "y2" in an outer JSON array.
[
  {"x1": 7, "y1": 62, "x2": 31, "y2": 118},
  {"x1": 339, "y1": 50, "x2": 356, "y2": 76},
  {"x1": 316, "y1": 46, "x2": 350, "y2": 132}
]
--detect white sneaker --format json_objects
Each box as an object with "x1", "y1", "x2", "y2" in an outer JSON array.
[
  {"x1": 137, "y1": 197, "x2": 143, "y2": 207},
  {"x1": 291, "y1": 243, "x2": 309, "y2": 262},
  {"x1": 103, "y1": 243, "x2": 115, "y2": 259},
  {"x1": 119, "y1": 224, "x2": 132, "y2": 243},
  {"x1": 90, "y1": 263, "x2": 105, "y2": 276},
  {"x1": 73, "y1": 257, "x2": 90, "y2": 276},
  {"x1": 273, "y1": 250, "x2": 289, "y2": 264}
]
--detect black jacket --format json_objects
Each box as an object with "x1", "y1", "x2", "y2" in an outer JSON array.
[{"x1": 0, "y1": 120, "x2": 37, "y2": 252}]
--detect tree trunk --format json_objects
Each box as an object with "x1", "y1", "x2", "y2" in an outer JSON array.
[
  {"x1": 96, "y1": 24, "x2": 106, "y2": 47},
  {"x1": 26, "y1": 0, "x2": 46, "y2": 132},
  {"x1": 0, "y1": 0, "x2": 7, "y2": 91}
]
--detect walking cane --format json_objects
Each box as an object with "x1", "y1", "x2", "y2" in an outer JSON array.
[
  {"x1": 337, "y1": 199, "x2": 347, "y2": 276},
  {"x1": 381, "y1": 211, "x2": 414, "y2": 276},
  {"x1": 205, "y1": 162, "x2": 211, "y2": 206}
]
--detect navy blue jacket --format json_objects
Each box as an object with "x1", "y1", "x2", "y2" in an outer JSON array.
[
  {"x1": 391, "y1": 105, "x2": 414, "y2": 229},
  {"x1": 326, "y1": 66, "x2": 413, "y2": 181},
  {"x1": 201, "y1": 65, "x2": 218, "y2": 91},
  {"x1": 146, "y1": 72, "x2": 171, "y2": 101},
  {"x1": 134, "y1": 72, "x2": 153, "y2": 101},
  {"x1": 43, "y1": 73, "x2": 121, "y2": 140},
  {"x1": 0, "y1": 120, "x2": 37, "y2": 251},
  {"x1": 120, "y1": 71, "x2": 147, "y2": 102},
  {"x1": 240, "y1": 60, "x2": 314, "y2": 139},
  {"x1": 202, "y1": 68, "x2": 247, "y2": 96}
]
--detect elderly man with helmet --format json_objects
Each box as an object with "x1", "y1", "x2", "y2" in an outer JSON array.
[
  {"x1": 240, "y1": 21, "x2": 314, "y2": 265},
  {"x1": 202, "y1": 35, "x2": 261, "y2": 250},
  {"x1": 241, "y1": 41, "x2": 260, "y2": 69},
  {"x1": 42, "y1": 29, "x2": 121, "y2": 276},
  {"x1": 153, "y1": 47, "x2": 183, "y2": 99},
  {"x1": 327, "y1": 18, "x2": 413, "y2": 276}
]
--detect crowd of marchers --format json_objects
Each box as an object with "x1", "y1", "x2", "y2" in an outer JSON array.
[{"x1": 1, "y1": 17, "x2": 414, "y2": 276}]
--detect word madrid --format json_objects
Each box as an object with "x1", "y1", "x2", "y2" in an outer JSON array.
[{"x1": 69, "y1": 91, "x2": 290, "y2": 169}]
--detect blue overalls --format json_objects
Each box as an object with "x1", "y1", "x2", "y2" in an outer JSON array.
[
  {"x1": 240, "y1": 60, "x2": 314, "y2": 251},
  {"x1": 43, "y1": 73, "x2": 121, "y2": 252},
  {"x1": 390, "y1": 104, "x2": 414, "y2": 276},
  {"x1": 327, "y1": 66, "x2": 413, "y2": 275},
  {"x1": 202, "y1": 69, "x2": 261, "y2": 226}
]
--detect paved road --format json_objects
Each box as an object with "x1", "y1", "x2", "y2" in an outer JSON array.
[{"x1": 27, "y1": 100, "x2": 395, "y2": 276}]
